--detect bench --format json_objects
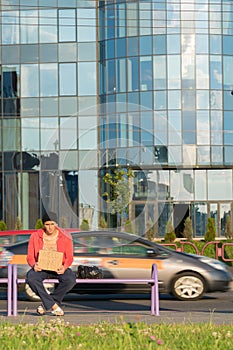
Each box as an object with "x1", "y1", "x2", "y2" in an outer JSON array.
[{"x1": 9, "y1": 263, "x2": 159, "y2": 317}]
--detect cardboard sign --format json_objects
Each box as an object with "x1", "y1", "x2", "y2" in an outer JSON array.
[{"x1": 38, "y1": 250, "x2": 63, "y2": 272}]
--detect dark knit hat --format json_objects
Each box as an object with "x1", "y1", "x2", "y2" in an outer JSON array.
[{"x1": 42, "y1": 211, "x2": 57, "y2": 224}]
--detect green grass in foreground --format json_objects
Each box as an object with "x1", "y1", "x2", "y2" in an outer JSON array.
[{"x1": 0, "y1": 318, "x2": 233, "y2": 350}]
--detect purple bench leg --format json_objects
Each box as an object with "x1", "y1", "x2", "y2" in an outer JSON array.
[
  {"x1": 151, "y1": 264, "x2": 159, "y2": 316},
  {"x1": 12, "y1": 264, "x2": 17, "y2": 316},
  {"x1": 7, "y1": 264, "x2": 12, "y2": 316}
]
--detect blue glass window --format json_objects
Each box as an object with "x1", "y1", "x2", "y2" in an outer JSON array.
[
  {"x1": 21, "y1": 64, "x2": 39, "y2": 97},
  {"x1": 153, "y1": 55, "x2": 166, "y2": 89},
  {"x1": 39, "y1": 9, "x2": 57, "y2": 43},
  {"x1": 40, "y1": 63, "x2": 58, "y2": 97},
  {"x1": 210, "y1": 35, "x2": 222, "y2": 54},
  {"x1": 59, "y1": 9, "x2": 76, "y2": 42},
  {"x1": 106, "y1": 40, "x2": 115, "y2": 59},
  {"x1": 223, "y1": 56, "x2": 233, "y2": 89},
  {"x1": 153, "y1": 35, "x2": 166, "y2": 55},
  {"x1": 116, "y1": 37, "x2": 126, "y2": 58},
  {"x1": 210, "y1": 56, "x2": 222, "y2": 89},
  {"x1": 127, "y1": 57, "x2": 139, "y2": 92},
  {"x1": 140, "y1": 56, "x2": 152, "y2": 90},
  {"x1": 22, "y1": 118, "x2": 40, "y2": 151},
  {"x1": 127, "y1": 37, "x2": 139, "y2": 56},
  {"x1": 77, "y1": 9, "x2": 96, "y2": 42},
  {"x1": 223, "y1": 36, "x2": 233, "y2": 54},
  {"x1": 2, "y1": 10, "x2": 19, "y2": 44},
  {"x1": 59, "y1": 63, "x2": 77, "y2": 96},
  {"x1": 106, "y1": 60, "x2": 115, "y2": 93},
  {"x1": 106, "y1": 5, "x2": 115, "y2": 39},
  {"x1": 196, "y1": 35, "x2": 209, "y2": 54},
  {"x1": 60, "y1": 117, "x2": 78, "y2": 150},
  {"x1": 78, "y1": 62, "x2": 96, "y2": 96},
  {"x1": 40, "y1": 117, "x2": 58, "y2": 151},
  {"x1": 168, "y1": 55, "x2": 180, "y2": 89},
  {"x1": 167, "y1": 35, "x2": 180, "y2": 54},
  {"x1": 154, "y1": 91, "x2": 166, "y2": 110},
  {"x1": 21, "y1": 9, "x2": 38, "y2": 44},
  {"x1": 140, "y1": 36, "x2": 152, "y2": 55}
]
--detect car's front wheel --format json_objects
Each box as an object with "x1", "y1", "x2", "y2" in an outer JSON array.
[
  {"x1": 24, "y1": 283, "x2": 55, "y2": 301},
  {"x1": 171, "y1": 272, "x2": 206, "y2": 301}
]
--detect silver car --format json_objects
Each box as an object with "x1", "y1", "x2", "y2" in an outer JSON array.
[{"x1": 0, "y1": 230, "x2": 232, "y2": 301}]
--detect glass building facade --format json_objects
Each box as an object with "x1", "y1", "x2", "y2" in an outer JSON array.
[{"x1": 1, "y1": 0, "x2": 233, "y2": 238}]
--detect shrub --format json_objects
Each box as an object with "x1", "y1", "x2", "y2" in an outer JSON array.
[
  {"x1": 80, "y1": 218, "x2": 90, "y2": 231},
  {"x1": 0, "y1": 220, "x2": 7, "y2": 231},
  {"x1": 164, "y1": 220, "x2": 176, "y2": 242},
  {"x1": 183, "y1": 217, "x2": 193, "y2": 241},
  {"x1": 204, "y1": 218, "x2": 216, "y2": 242},
  {"x1": 99, "y1": 215, "x2": 108, "y2": 229}
]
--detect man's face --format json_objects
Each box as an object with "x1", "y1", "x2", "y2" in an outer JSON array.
[{"x1": 44, "y1": 221, "x2": 57, "y2": 235}]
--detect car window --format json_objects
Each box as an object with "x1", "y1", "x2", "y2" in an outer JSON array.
[
  {"x1": 73, "y1": 235, "x2": 149, "y2": 256},
  {"x1": 0, "y1": 234, "x2": 30, "y2": 246},
  {"x1": 112, "y1": 244, "x2": 148, "y2": 256}
]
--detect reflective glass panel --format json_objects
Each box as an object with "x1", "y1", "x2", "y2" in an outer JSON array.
[
  {"x1": 39, "y1": 9, "x2": 57, "y2": 43},
  {"x1": 2, "y1": 11, "x2": 19, "y2": 44},
  {"x1": 77, "y1": 9, "x2": 96, "y2": 42},
  {"x1": 194, "y1": 203, "x2": 207, "y2": 237},
  {"x1": 153, "y1": 55, "x2": 166, "y2": 89},
  {"x1": 59, "y1": 63, "x2": 76, "y2": 96},
  {"x1": 21, "y1": 64, "x2": 39, "y2": 97},
  {"x1": 59, "y1": 9, "x2": 76, "y2": 42},
  {"x1": 40, "y1": 63, "x2": 58, "y2": 97},
  {"x1": 208, "y1": 170, "x2": 232, "y2": 200},
  {"x1": 60, "y1": 117, "x2": 77, "y2": 150},
  {"x1": 22, "y1": 118, "x2": 40, "y2": 151},
  {"x1": 78, "y1": 117, "x2": 97, "y2": 149},
  {"x1": 20, "y1": 9, "x2": 38, "y2": 44},
  {"x1": 78, "y1": 62, "x2": 96, "y2": 96},
  {"x1": 211, "y1": 146, "x2": 223, "y2": 165},
  {"x1": 170, "y1": 170, "x2": 194, "y2": 201},
  {"x1": 40, "y1": 118, "x2": 59, "y2": 151}
]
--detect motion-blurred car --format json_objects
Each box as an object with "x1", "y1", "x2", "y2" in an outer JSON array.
[
  {"x1": 0, "y1": 230, "x2": 231, "y2": 301},
  {"x1": 0, "y1": 229, "x2": 79, "y2": 246}
]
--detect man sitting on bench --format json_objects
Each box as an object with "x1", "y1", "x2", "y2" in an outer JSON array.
[{"x1": 26, "y1": 212, "x2": 76, "y2": 316}]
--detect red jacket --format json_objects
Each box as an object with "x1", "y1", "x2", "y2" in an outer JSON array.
[{"x1": 27, "y1": 227, "x2": 74, "y2": 270}]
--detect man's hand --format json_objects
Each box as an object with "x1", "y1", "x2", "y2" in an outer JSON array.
[
  {"x1": 57, "y1": 265, "x2": 66, "y2": 274},
  {"x1": 33, "y1": 262, "x2": 42, "y2": 272}
]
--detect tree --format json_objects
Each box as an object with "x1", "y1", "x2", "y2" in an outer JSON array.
[
  {"x1": 145, "y1": 218, "x2": 154, "y2": 241},
  {"x1": 164, "y1": 221, "x2": 176, "y2": 243},
  {"x1": 35, "y1": 219, "x2": 43, "y2": 229},
  {"x1": 102, "y1": 167, "x2": 134, "y2": 215},
  {"x1": 204, "y1": 218, "x2": 216, "y2": 242},
  {"x1": 102, "y1": 167, "x2": 134, "y2": 228},
  {"x1": 224, "y1": 214, "x2": 233, "y2": 239},
  {"x1": 183, "y1": 217, "x2": 193, "y2": 241},
  {"x1": 15, "y1": 217, "x2": 23, "y2": 230}
]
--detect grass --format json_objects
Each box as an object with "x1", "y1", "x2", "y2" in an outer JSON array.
[{"x1": 0, "y1": 318, "x2": 233, "y2": 350}]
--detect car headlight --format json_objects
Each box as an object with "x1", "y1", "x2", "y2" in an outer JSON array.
[{"x1": 199, "y1": 257, "x2": 228, "y2": 271}]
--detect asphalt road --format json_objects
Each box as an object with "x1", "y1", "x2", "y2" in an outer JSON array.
[{"x1": 0, "y1": 290, "x2": 233, "y2": 325}]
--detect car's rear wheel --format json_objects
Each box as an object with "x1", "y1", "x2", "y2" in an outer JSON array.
[
  {"x1": 24, "y1": 283, "x2": 55, "y2": 301},
  {"x1": 171, "y1": 272, "x2": 206, "y2": 301}
]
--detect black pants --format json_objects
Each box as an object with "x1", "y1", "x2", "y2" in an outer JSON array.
[{"x1": 26, "y1": 268, "x2": 76, "y2": 310}]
